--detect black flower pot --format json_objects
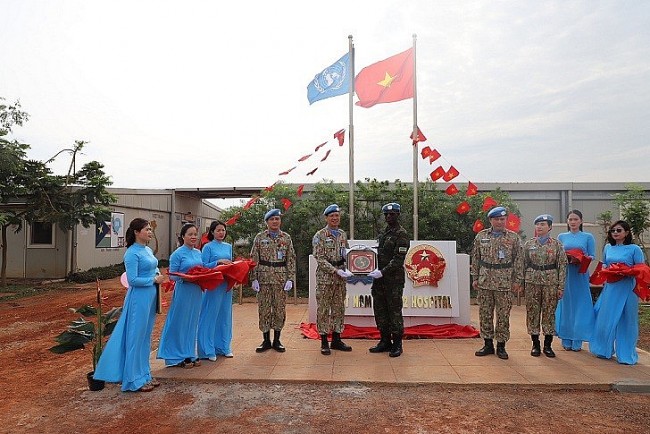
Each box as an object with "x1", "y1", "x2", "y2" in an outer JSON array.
[{"x1": 87, "y1": 371, "x2": 105, "y2": 391}]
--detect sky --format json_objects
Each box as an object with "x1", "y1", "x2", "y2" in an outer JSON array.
[{"x1": 1, "y1": 0, "x2": 649, "y2": 208}]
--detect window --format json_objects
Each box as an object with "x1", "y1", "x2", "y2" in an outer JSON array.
[{"x1": 28, "y1": 222, "x2": 55, "y2": 248}]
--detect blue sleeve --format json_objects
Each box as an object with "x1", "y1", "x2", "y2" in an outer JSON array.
[
  {"x1": 586, "y1": 233, "x2": 596, "y2": 258},
  {"x1": 169, "y1": 248, "x2": 182, "y2": 282},
  {"x1": 633, "y1": 245, "x2": 645, "y2": 265},
  {"x1": 202, "y1": 243, "x2": 218, "y2": 268},
  {"x1": 602, "y1": 245, "x2": 609, "y2": 266},
  {"x1": 125, "y1": 248, "x2": 154, "y2": 287},
  {"x1": 228, "y1": 244, "x2": 233, "y2": 261}
]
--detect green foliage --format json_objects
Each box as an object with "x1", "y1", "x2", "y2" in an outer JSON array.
[
  {"x1": 68, "y1": 263, "x2": 126, "y2": 283},
  {"x1": 615, "y1": 183, "x2": 650, "y2": 251}
]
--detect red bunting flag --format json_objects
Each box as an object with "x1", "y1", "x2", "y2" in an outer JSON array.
[
  {"x1": 466, "y1": 182, "x2": 478, "y2": 196},
  {"x1": 298, "y1": 154, "x2": 312, "y2": 162},
  {"x1": 297, "y1": 184, "x2": 305, "y2": 197},
  {"x1": 443, "y1": 166, "x2": 460, "y2": 182},
  {"x1": 278, "y1": 166, "x2": 296, "y2": 176},
  {"x1": 355, "y1": 47, "x2": 414, "y2": 108},
  {"x1": 306, "y1": 167, "x2": 318, "y2": 176},
  {"x1": 243, "y1": 196, "x2": 259, "y2": 210},
  {"x1": 482, "y1": 196, "x2": 498, "y2": 211},
  {"x1": 281, "y1": 198, "x2": 292, "y2": 211},
  {"x1": 409, "y1": 126, "x2": 427, "y2": 143},
  {"x1": 506, "y1": 213, "x2": 521, "y2": 232},
  {"x1": 430, "y1": 166, "x2": 445, "y2": 181},
  {"x1": 320, "y1": 150, "x2": 331, "y2": 162},
  {"x1": 264, "y1": 184, "x2": 275, "y2": 192},
  {"x1": 445, "y1": 184, "x2": 459, "y2": 196},
  {"x1": 225, "y1": 212, "x2": 241, "y2": 226},
  {"x1": 421, "y1": 146, "x2": 433, "y2": 158},
  {"x1": 428, "y1": 149, "x2": 441, "y2": 163},
  {"x1": 472, "y1": 219, "x2": 485, "y2": 233},
  {"x1": 456, "y1": 201, "x2": 470, "y2": 214},
  {"x1": 334, "y1": 129, "x2": 345, "y2": 146},
  {"x1": 314, "y1": 142, "x2": 327, "y2": 152}
]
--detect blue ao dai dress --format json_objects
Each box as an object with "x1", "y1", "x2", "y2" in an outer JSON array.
[
  {"x1": 589, "y1": 243, "x2": 644, "y2": 365},
  {"x1": 94, "y1": 243, "x2": 159, "y2": 391},
  {"x1": 197, "y1": 240, "x2": 233, "y2": 359},
  {"x1": 555, "y1": 231, "x2": 596, "y2": 350},
  {"x1": 157, "y1": 245, "x2": 204, "y2": 366}
]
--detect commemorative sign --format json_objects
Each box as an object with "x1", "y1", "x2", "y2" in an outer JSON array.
[{"x1": 346, "y1": 246, "x2": 377, "y2": 275}]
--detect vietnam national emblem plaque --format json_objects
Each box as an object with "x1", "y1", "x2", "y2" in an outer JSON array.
[
  {"x1": 346, "y1": 246, "x2": 377, "y2": 275},
  {"x1": 404, "y1": 244, "x2": 446, "y2": 287}
]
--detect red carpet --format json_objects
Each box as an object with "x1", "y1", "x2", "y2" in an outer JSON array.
[{"x1": 299, "y1": 322, "x2": 479, "y2": 340}]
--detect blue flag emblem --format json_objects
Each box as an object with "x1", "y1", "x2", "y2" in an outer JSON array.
[{"x1": 307, "y1": 52, "x2": 351, "y2": 105}]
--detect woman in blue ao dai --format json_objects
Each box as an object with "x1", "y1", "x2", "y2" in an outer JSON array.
[
  {"x1": 94, "y1": 218, "x2": 164, "y2": 392},
  {"x1": 555, "y1": 210, "x2": 596, "y2": 351},
  {"x1": 589, "y1": 220, "x2": 645, "y2": 365},
  {"x1": 197, "y1": 220, "x2": 234, "y2": 360},
  {"x1": 157, "y1": 223, "x2": 204, "y2": 367}
]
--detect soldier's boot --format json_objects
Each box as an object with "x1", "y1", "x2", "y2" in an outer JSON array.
[
  {"x1": 369, "y1": 331, "x2": 392, "y2": 353},
  {"x1": 255, "y1": 332, "x2": 272, "y2": 353},
  {"x1": 272, "y1": 329, "x2": 286, "y2": 353},
  {"x1": 530, "y1": 334, "x2": 541, "y2": 357},
  {"x1": 543, "y1": 335, "x2": 556, "y2": 358},
  {"x1": 320, "y1": 334, "x2": 331, "y2": 355},
  {"x1": 475, "y1": 339, "x2": 495, "y2": 357},
  {"x1": 330, "y1": 332, "x2": 352, "y2": 351},
  {"x1": 389, "y1": 333, "x2": 403, "y2": 358},
  {"x1": 496, "y1": 341, "x2": 509, "y2": 360}
]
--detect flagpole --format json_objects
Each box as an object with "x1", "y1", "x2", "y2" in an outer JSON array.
[
  {"x1": 348, "y1": 35, "x2": 355, "y2": 239},
  {"x1": 412, "y1": 34, "x2": 419, "y2": 240}
]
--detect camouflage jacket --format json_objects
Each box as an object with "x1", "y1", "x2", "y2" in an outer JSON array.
[
  {"x1": 249, "y1": 230, "x2": 296, "y2": 285},
  {"x1": 471, "y1": 228, "x2": 523, "y2": 290},
  {"x1": 312, "y1": 226, "x2": 349, "y2": 281},
  {"x1": 520, "y1": 237, "x2": 567, "y2": 290}
]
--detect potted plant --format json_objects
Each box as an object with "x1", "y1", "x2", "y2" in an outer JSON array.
[{"x1": 50, "y1": 279, "x2": 122, "y2": 391}]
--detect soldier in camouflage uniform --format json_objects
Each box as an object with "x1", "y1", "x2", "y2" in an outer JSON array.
[
  {"x1": 368, "y1": 202, "x2": 410, "y2": 358},
  {"x1": 313, "y1": 204, "x2": 354, "y2": 355},
  {"x1": 471, "y1": 206, "x2": 523, "y2": 360},
  {"x1": 249, "y1": 209, "x2": 296, "y2": 353},
  {"x1": 520, "y1": 214, "x2": 567, "y2": 357}
]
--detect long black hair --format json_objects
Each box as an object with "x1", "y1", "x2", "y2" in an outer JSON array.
[
  {"x1": 607, "y1": 220, "x2": 633, "y2": 246},
  {"x1": 566, "y1": 209, "x2": 584, "y2": 232},
  {"x1": 178, "y1": 223, "x2": 197, "y2": 246},
  {"x1": 125, "y1": 218, "x2": 149, "y2": 247},
  {"x1": 207, "y1": 220, "x2": 227, "y2": 241}
]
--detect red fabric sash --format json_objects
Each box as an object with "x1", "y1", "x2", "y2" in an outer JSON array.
[
  {"x1": 167, "y1": 259, "x2": 257, "y2": 292},
  {"x1": 565, "y1": 248, "x2": 592, "y2": 274},
  {"x1": 299, "y1": 322, "x2": 479, "y2": 340},
  {"x1": 589, "y1": 262, "x2": 650, "y2": 301}
]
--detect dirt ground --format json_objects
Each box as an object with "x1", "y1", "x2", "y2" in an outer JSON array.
[{"x1": 1, "y1": 279, "x2": 649, "y2": 434}]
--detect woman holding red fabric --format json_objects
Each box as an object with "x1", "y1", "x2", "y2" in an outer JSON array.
[
  {"x1": 197, "y1": 220, "x2": 234, "y2": 360},
  {"x1": 157, "y1": 223, "x2": 204, "y2": 368},
  {"x1": 589, "y1": 220, "x2": 645, "y2": 365},
  {"x1": 555, "y1": 210, "x2": 596, "y2": 351}
]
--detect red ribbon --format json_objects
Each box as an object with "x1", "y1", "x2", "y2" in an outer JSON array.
[
  {"x1": 565, "y1": 248, "x2": 592, "y2": 274},
  {"x1": 590, "y1": 262, "x2": 650, "y2": 301}
]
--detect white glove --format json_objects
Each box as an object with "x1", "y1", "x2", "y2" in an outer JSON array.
[
  {"x1": 252, "y1": 280, "x2": 260, "y2": 292},
  {"x1": 368, "y1": 269, "x2": 382, "y2": 279},
  {"x1": 336, "y1": 269, "x2": 353, "y2": 278},
  {"x1": 284, "y1": 280, "x2": 293, "y2": 291}
]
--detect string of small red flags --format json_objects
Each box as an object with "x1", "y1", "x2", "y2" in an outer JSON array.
[
  {"x1": 224, "y1": 128, "x2": 346, "y2": 226},
  {"x1": 412, "y1": 127, "x2": 521, "y2": 233}
]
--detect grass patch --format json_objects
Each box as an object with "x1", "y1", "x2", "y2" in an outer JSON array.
[
  {"x1": 0, "y1": 282, "x2": 62, "y2": 301},
  {"x1": 639, "y1": 304, "x2": 650, "y2": 327}
]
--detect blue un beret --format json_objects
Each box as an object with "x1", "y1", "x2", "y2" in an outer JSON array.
[
  {"x1": 487, "y1": 206, "x2": 507, "y2": 218},
  {"x1": 323, "y1": 204, "x2": 341, "y2": 216},
  {"x1": 264, "y1": 208, "x2": 281, "y2": 221},
  {"x1": 534, "y1": 214, "x2": 553, "y2": 224},
  {"x1": 382, "y1": 202, "x2": 401, "y2": 213}
]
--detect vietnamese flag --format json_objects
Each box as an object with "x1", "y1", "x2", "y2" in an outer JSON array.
[
  {"x1": 334, "y1": 129, "x2": 345, "y2": 146},
  {"x1": 320, "y1": 150, "x2": 331, "y2": 162},
  {"x1": 281, "y1": 198, "x2": 292, "y2": 211},
  {"x1": 506, "y1": 213, "x2": 521, "y2": 232},
  {"x1": 243, "y1": 196, "x2": 259, "y2": 210},
  {"x1": 445, "y1": 184, "x2": 459, "y2": 196},
  {"x1": 482, "y1": 196, "x2": 498, "y2": 211},
  {"x1": 442, "y1": 166, "x2": 459, "y2": 182},
  {"x1": 314, "y1": 142, "x2": 327, "y2": 152},
  {"x1": 409, "y1": 126, "x2": 427, "y2": 143},
  {"x1": 298, "y1": 154, "x2": 312, "y2": 162},
  {"x1": 472, "y1": 219, "x2": 485, "y2": 233},
  {"x1": 278, "y1": 166, "x2": 296, "y2": 176},
  {"x1": 430, "y1": 166, "x2": 445, "y2": 181},
  {"x1": 306, "y1": 167, "x2": 318, "y2": 176},
  {"x1": 466, "y1": 182, "x2": 478, "y2": 196},
  {"x1": 421, "y1": 146, "x2": 433, "y2": 159},
  {"x1": 296, "y1": 184, "x2": 305, "y2": 197},
  {"x1": 225, "y1": 213, "x2": 241, "y2": 226},
  {"x1": 355, "y1": 47, "x2": 414, "y2": 108},
  {"x1": 428, "y1": 149, "x2": 441, "y2": 163},
  {"x1": 456, "y1": 201, "x2": 470, "y2": 214}
]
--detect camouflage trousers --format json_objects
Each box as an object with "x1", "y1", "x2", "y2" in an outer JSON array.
[
  {"x1": 256, "y1": 282, "x2": 287, "y2": 332},
  {"x1": 525, "y1": 284, "x2": 558, "y2": 336},
  {"x1": 478, "y1": 289, "x2": 513, "y2": 343},
  {"x1": 316, "y1": 280, "x2": 347, "y2": 334},
  {"x1": 371, "y1": 283, "x2": 404, "y2": 335}
]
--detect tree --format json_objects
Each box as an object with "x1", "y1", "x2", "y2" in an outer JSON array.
[
  {"x1": 615, "y1": 183, "x2": 650, "y2": 264},
  {"x1": 0, "y1": 98, "x2": 116, "y2": 285}
]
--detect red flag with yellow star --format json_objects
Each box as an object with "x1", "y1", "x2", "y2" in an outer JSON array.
[
  {"x1": 472, "y1": 219, "x2": 485, "y2": 233},
  {"x1": 466, "y1": 182, "x2": 478, "y2": 196},
  {"x1": 296, "y1": 185, "x2": 305, "y2": 197},
  {"x1": 506, "y1": 213, "x2": 521, "y2": 232},
  {"x1": 445, "y1": 184, "x2": 459, "y2": 196},
  {"x1": 430, "y1": 166, "x2": 445, "y2": 181},
  {"x1": 442, "y1": 166, "x2": 459, "y2": 182},
  {"x1": 482, "y1": 196, "x2": 498, "y2": 211},
  {"x1": 456, "y1": 201, "x2": 470, "y2": 214},
  {"x1": 355, "y1": 48, "x2": 414, "y2": 108},
  {"x1": 281, "y1": 198, "x2": 292, "y2": 211}
]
